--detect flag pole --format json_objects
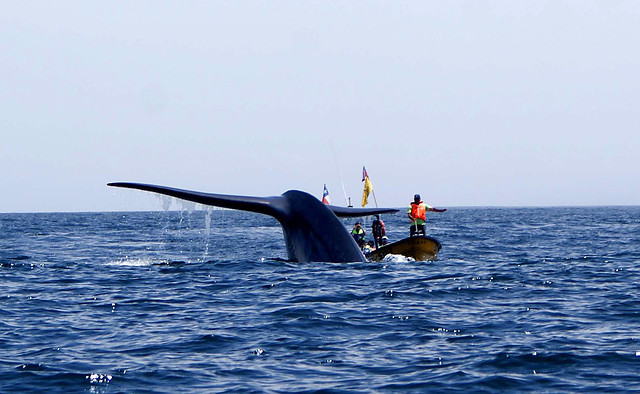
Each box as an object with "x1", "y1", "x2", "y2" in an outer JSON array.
[
  {"x1": 362, "y1": 166, "x2": 378, "y2": 208},
  {"x1": 330, "y1": 142, "x2": 350, "y2": 206}
]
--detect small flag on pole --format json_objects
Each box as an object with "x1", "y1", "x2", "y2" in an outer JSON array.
[
  {"x1": 362, "y1": 167, "x2": 373, "y2": 207},
  {"x1": 322, "y1": 184, "x2": 331, "y2": 205}
]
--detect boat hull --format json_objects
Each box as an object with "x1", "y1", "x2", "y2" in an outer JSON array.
[{"x1": 367, "y1": 235, "x2": 442, "y2": 262}]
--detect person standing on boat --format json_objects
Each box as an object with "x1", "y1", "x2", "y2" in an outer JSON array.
[
  {"x1": 371, "y1": 215, "x2": 386, "y2": 248},
  {"x1": 408, "y1": 194, "x2": 447, "y2": 236},
  {"x1": 351, "y1": 222, "x2": 366, "y2": 249}
]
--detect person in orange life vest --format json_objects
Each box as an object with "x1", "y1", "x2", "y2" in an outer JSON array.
[{"x1": 407, "y1": 194, "x2": 447, "y2": 236}]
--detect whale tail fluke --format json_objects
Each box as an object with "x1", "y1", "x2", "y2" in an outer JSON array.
[{"x1": 108, "y1": 182, "x2": 399, "y2": 262}]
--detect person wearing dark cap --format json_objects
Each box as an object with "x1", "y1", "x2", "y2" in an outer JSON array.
[
  {"x1": 371, "y1": 214, "x2": 386, "y2": 248},
  {"x1": 351, "y1": 221, "x2": 366, "y2": 249},
  {"x1": 407, "y1": 194, "x2": 447, "y2": 236}
]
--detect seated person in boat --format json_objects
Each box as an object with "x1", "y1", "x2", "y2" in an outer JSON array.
[
  {"x1": 408, "y1": 194, "x2": 447, "y2": 236},
  {"x1": 351, "y1": 222, "x2": 366, "y2": 249},
  {"x1": 363, "y1": 240, "x2": 376, "y2": 255}
]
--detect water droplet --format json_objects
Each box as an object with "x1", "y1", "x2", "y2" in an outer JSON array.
[{"x1": 87, "y1": 373, "x2": 112, "y2": 384}]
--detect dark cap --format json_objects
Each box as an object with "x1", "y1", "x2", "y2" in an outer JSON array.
[{"x1": 414, "y1": 194, "x2": 421, "y2": 202}]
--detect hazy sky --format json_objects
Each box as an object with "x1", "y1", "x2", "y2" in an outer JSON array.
[{"x1": 1, "y1": 1, "x2": 638, "y2": 212}]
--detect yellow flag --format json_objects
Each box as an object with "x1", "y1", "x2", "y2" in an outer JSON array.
[{"x1": 362, "y1": 167, "x2": 373, "y2": 207}]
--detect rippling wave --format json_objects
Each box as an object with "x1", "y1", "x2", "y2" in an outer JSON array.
[{"x1": 1, "y1": 207, "x2": 639, "y2": 392}]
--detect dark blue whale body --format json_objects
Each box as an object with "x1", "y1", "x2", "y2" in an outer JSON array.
[{"x1": 108, "y1": 182, "x2": 398, "y2": 262}]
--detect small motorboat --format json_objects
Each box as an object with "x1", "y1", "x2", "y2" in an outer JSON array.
[{"x1": 367, "y1": 235, "x2": 442, "y2": 262}]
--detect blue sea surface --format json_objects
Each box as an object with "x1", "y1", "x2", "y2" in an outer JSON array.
[{"x1": 1, "y1": 206, "x2": 639, "y2": 392}]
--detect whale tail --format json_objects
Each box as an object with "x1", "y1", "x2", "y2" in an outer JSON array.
[{"x1": 108, "y1": 182, "x2": 398, "y2": 262}]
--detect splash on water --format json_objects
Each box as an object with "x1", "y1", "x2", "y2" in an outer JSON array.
[
  {"x1": 204, "y1": 207, "x2": 213, "y2": 257},
  {"x1": 177, "y1": 199, "x2": 197, "y2": 213},
  {"x1": 381, "y1": 254, "x2": 415, "y2": 263},
  {"x1": 158, "y1": 195, "x2": 173, "y2": 211},
  {"x1": 87, "y1": 373, "x2": 112, "y2": 384},
  {"x1": 204, "y1": 207, "x2": 212, "y2": 237},
  {"x1": 106, "y1": 258, "x2": 157, "y2": 267}
]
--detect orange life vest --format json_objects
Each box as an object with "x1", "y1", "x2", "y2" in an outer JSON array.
[{"x1": 410, "y1": 202, "x2": 426, "y2": 221}]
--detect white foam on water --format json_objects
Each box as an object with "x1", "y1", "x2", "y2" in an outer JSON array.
[
  {"x1": 87, "y1": 373, "x2": 112, "y2": 384},
  {"x1": 106, "y1": 257, "x2": 157, "y2": 267},
  {"x1": 382, "y1": 254, "x2": 415, "y2": 263}
]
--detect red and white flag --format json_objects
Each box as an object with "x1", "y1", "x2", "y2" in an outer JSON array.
[{"x1": 322, "y1": 184, "x2": 331, "y2": 205}]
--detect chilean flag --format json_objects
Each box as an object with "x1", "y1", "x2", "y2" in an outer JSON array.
[{"x1": 322, "y1": 184, "x2": 331, "y2": 205}]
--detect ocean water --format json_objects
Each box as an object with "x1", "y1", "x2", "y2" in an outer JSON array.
[{"x1": 1, "y1": 206, "x2": 639, "y2": 392}]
